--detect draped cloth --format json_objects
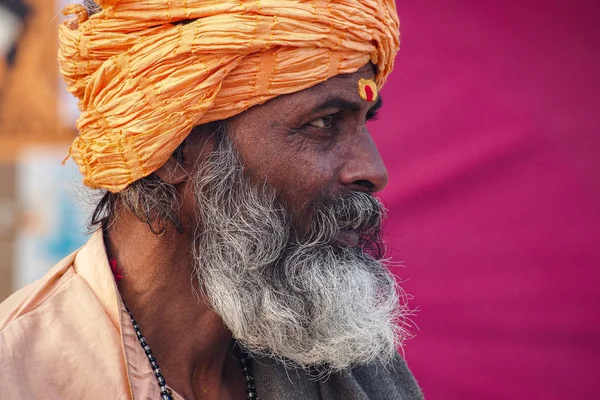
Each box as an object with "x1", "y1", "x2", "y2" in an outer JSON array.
[
  {"x1": 0, "y1": 230, "x2": 423, "y2": 399},
  {"x1": 58, "y1": 0, "x2": 400, "y2": 192}
]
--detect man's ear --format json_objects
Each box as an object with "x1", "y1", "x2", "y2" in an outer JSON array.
[
  {"x1": 154, "y1": 123, "x2": 221, "y2": 186},
  {"x1": 154, "y1": 141, "x2": 190, "y2": 186}
]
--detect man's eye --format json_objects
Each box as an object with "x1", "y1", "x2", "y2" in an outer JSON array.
[{"x1": 308, "y1": 115, "x2": 334, "y2": 129}]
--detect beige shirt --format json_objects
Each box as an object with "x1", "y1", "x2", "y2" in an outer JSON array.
[
  {"x1": 0, "y1": 230, "x2": 423, "y2": 400},
  {"x1": 0, "y1": 230, "x2": 185, "y2": 399}
]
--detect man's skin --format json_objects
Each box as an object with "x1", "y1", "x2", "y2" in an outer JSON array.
[{"x1": 104, "y1": 64, "x2": 388, "y2": 400}]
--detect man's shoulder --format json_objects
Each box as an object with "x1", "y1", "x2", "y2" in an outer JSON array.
[
  {"x1": 0, "y1": 250, "x2": 78, "y2": 332},
  {"x1": 0, "y1": 244, "x2": 128, "y2": 399}
]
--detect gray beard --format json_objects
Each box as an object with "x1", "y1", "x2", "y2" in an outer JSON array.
[{"x1": 192, "y1": 135, "x2": 409, "y2": 373}]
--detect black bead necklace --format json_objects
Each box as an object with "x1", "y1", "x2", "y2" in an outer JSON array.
[{"x1": 125, "y1": 307, "x2": 258, "y2": 400}]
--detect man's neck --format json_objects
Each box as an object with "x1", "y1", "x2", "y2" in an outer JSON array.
[{"x1": 104, "y1": 209, "x2": 245, "y2": 399}]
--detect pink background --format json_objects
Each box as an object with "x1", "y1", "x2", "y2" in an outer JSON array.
[{"x1": 373, "y1": 1, "x2": 600, "y2": 399}]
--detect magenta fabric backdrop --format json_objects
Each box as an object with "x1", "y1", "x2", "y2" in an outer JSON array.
[{"x1": 372, "y1": 1, "x2": 600, "y2": 399}]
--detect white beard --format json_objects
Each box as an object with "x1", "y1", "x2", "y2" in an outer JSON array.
[{"x1": 192, "y1": 135, "x2": 410, "y2": 373}]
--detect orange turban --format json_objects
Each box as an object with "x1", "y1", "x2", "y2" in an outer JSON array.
[{"x1": 59, "y1": 0, "x2": 400, "y2": 192}]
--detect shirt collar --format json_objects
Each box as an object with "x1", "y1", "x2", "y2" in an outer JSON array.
[{"x1": 72, "y1": 229, "x2": 170, "y2": 399}]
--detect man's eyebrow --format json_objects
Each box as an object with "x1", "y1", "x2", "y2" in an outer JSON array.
[
  {"x1": 369, "y1": 95, "x2": 383, "y2": 115},
  {"x1": 310, "y1": 97, "x2": 363, "y2": 115},
  {"x1": 310, "y1": 94, "x2": 384, "y2": 115}
]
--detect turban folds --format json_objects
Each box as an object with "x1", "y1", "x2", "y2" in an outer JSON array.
[{"x1": 59, "y1": 0, "x2": 400, "y2": 192}]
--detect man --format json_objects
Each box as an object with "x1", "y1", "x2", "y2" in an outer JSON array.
[{"x1": 0, "y1": 0, "x2": 422, "y2": 398}]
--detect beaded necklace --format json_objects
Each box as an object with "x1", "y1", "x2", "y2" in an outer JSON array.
[
  {"x1": 111, "y1": 259, "x2": 258, "y2": 399},
  {"x1": 125, "y1": 307, "x2": 258, "y2": 400}
]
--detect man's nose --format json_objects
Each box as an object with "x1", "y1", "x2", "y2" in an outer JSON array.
[{"x1": 339, "y1": 130, "x2": 389, "y2": 193}]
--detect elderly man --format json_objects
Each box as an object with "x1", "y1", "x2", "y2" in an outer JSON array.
[{"x1": 0, "y1": 0, "x2": 422, "y2": 399}]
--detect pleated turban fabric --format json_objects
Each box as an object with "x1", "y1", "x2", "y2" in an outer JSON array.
[{"x1": 59, "y1": 0, "x2": 400, "y2": 192}]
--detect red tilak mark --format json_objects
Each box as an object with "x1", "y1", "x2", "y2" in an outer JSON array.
[
  {"x1": 109, "y1": 259, "x2": 123, "y2": 284},
  {"x1": 364, "y1": 85, "x2": 374, "y2": 102}
]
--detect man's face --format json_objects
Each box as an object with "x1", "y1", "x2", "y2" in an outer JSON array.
[
  {"x1": 184, "y1": 64, "x2": 406, "y2": 373},
  {"x1": 225, "y1": 64, "x2": 388, "y2": 238}
]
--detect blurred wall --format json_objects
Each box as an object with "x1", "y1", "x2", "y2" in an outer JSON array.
[
  {"x1": 373, "y1": 1, "x2": 600, "y2": 399},
  {"x1": 0, "y1": 164, "x2": 15, "y2": 300},
  {"x1": 0, "y1": 0, "x2": 72, "y2": 157},
  {"x1": 0, "y1": 0, "x2": 82, "y2": 301}
]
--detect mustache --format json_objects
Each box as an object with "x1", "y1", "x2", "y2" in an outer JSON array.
[{"x1": 302, "y1": 191, "x2": 386, "y2": 256}]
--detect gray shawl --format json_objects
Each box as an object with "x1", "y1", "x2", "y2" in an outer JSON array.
[{"x1": 252, "y1": 353, "x2": 424, "y2": 399}]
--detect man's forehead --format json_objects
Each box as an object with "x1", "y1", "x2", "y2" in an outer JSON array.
[
  {"x1": 230, "y1": 63, "x2": 378, "y2": 124},
  {"x1": 312, "y1": 64, "x2": 376, "y2": 93},
  {"x1": 266, "y1": 64, "x2": 376, "y2": 109}
]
